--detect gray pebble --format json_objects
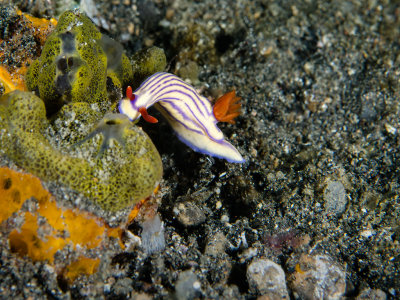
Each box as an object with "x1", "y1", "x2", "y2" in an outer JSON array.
[
  {"x1": 175, "y1": 270, "x2": 201, "y2": 300},
  {"x1": 112, "y1": 278, "x2": 133, "y2": 296},
  {"x1": 204, "y1": 231, "x2": 228, "y2": 257},
  {"x1": 202, "y1": 232, "x2": 232, "y2": 285},
  {"x1": 173, "y1": 201, "x2": 206, "y2": 227},
  {"x1": 289, "y1": 254, "x2": 346, "y2": 300},
  {"x1": 356, "y1": 288, "x2": 387, "y2": 300},
  {"x1": 246, "y1": 258, "x2": 289, "y2": 298},
  {"x1": 324, "y1": 180, "x2": 347, "y2": 215}
]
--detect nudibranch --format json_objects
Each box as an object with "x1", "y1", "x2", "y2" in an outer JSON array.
[{"x1": 118, "y1": 72, "x2": 245, "y2": 163}]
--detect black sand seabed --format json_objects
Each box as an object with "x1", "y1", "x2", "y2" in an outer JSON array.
[{"x1": 1, "y1": 0, "x2": 399, "y2": 299}]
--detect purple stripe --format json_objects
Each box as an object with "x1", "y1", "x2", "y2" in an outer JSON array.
[
  {"x1": 133, "y1": 74, "x2": 176, "y2": 108},
  {"x1": 155, "y1": 102, "x2": 203, "y2": 136},
  {"x1": 136, "y1": 73, "x2": 210, "y2": 120},
  {"x1": 153, "y1": 86, "x2": 207, "y2": 118},
  {"x1": 150, "y1": 82, "x2": 210, "y2": 118},
  {"x1": 137, "y1": 72, "x2": 168, "y2": 90},
  {"x1": 129, "y1": 98, "x2": 138, "y2": 111},
  {"x1": 117, "y1": 101, "x2": 125, "y2": 117},
  {"x1": 171, "y1": 78, "x2": 212, "y2": 115},
  {"x1": 158, "y1": 98, "x2": 222, "y2": 141},
  {"x1": 143, "y1": 74, "x2": 211, "y2": 117},
  {"x1": 133, "y1": 71, "x2": 222, "y2": 139},
  {"x1": 158, "y1": 99, "x2": 204, "y2": 134},
  {"x1": 159, "y1": 77, "x2": 211, "y2": 115},
  {"x1": 140, "y1": 72, "x2": 176, "y2": 93}
]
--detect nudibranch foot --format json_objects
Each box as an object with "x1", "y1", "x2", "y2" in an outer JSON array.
[
  {"x1": 118, "y1": 72, "x2": 245, "y2": 163},
  {"x1": 213, "y1": 90, "x2": 241, "y2": 124},
  {"x1": 75, "y1": 113, "x2": 130, "y2": 157},
  {"x1": 155, "y1": 102, "x2": 244, "y2": 163}
]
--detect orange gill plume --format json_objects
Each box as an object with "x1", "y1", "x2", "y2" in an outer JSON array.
[{"x1": 213, "y1": 90, "x2": 242, "y2": 124}]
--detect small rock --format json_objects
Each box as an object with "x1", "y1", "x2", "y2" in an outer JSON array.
[
  {"x1": 356, "y1": 288, "x2": 387, "y2": 300},
  {"x1": 289, "y1": 254, "x2": 346, "y2": 300},
  {"x1": 359, "y1": 91, "x2": 379, "y2": 121},
  {"x1": 176, "y1": 60, "x2": 200, "y2": 84},
  {"x1": 131, "y1": 293, "x2": 153, "y2": 300},
  {"x1": 204, "y1": 232, "x2": 228, "y2": 257},
  {"x1": 222, "y1": 285, "x2": 241, "y2": 299},
  {"x1": 384, "y1": 123, "x2": 396, "y2": 135},
  {"x1": 324, "y1": 180, "x2": 347, "y2": 215},
  {"x1": 202, "y1": 232, "x2": 232, "y2": 284},
  {"x1": 175, "y1": 270, "x2": 201, "y2": 300},
  {"x1": 112, "y1": 277, "x2": 133, "y2": 296},
  {"x1": 239, "y1": 247, "x2": 258, "y2": 263},
  {"x1": 246, "y1": 258, "x2": 289, "y2": 299},
  {"x1": 173, "y1": 201, "x2": 206, "y2": 227}
]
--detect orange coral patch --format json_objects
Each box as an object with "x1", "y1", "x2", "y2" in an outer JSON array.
[
  {"x1": 0, "y1": 64, "x2": 28, "y2": 93},
  {"x1": 9, "y1": 212, "x2": 67, "y2": 263},
  {"x1": 63, "y1": 209, "x2": 105, "y2": 249},
  {"x1": 1, "y1": 167, "x2": 161, "y2": 281},
  {"x1": 0, "y1": 167, "x2": 51, "y2": 223},
  {"x1": 16, "y1": 9, "x2": 57, "y2": 46},
  {"x1": 0, "y1": 66, "x2": 18, "y2": 93},
  {"x1": 127, "y1": 198, "x2": 147, "y2": 225},
  {"x1": 16, "y1": 9, "x2": 57, "y2": 28},
  {"x1": 126, "y1": 185, "x2": 159, "y2": 225},
  {"x1": 63, "y1": 256, "x2": 100, "y2": 282},
  {"x1": 0, "y1": 10, "x2": 56, "y2": 94},
  {"x1": 1, "y1": 167, "x2": 116, "y2": 269},
  {"x1": 213, "y1": 90, "x2": 241, "y2": 124},
  {"x1": 107, "y1": 226, "x2": 125, "y2": 249},
  {"x1": 37, "y1": 199, "x2": 65, "y2": 231},
  {"x1": 37, "y1": 199, "x2": 106, "y2": 249}
]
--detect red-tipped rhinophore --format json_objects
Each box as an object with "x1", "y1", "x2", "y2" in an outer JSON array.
[
  {"x1": 139, "y1": 107, "x2": 158, "y2": 123},
  {"x1": 126, "y1": 86, "x2": 135, "y2": 101}
]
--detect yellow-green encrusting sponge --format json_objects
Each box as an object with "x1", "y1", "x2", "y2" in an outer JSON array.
[
  {"x1": 3, "y1": 10, "x2": 167, "y2": 212},
  {"x1": 130, "y1": 46, "x2": 167, "y2": 88},
  {"x1": 0, "y1": 91, "x2": 162, "y2": 211},
  {"x1": 25, "y1": 10, "x2": 134, "y2": 114}
]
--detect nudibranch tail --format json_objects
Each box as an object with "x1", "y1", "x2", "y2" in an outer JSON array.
[
  {"x1": 213, "y1": 90, "x2": 241, "y2": 124},
  {"x1": 118, "y1": 72, "x2": 245, "y2": 163}
]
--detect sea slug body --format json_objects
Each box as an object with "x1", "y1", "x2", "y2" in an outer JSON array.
[{"x1": 118, "y1": 72, "x2": 245, "y2": 163}]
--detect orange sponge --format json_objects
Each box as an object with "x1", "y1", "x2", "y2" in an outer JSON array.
[
  {"x1": 1, "y1": 167, "x2": 109, "y2": 279},
  {"x1": 63, "y1": 256, "x2": 101, "y2": 282},
  {"x1": 0, "y1": 167, "x2": 51, "y2": 223}
]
